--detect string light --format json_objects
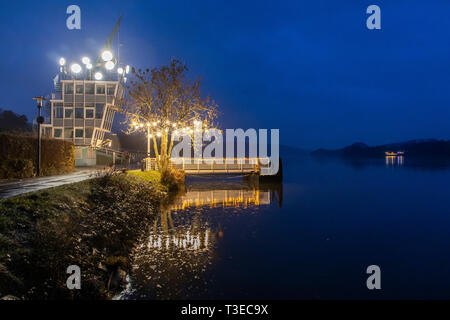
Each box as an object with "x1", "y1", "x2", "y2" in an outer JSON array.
[{"x1": 157, "y1": 132, "x2": 161, "y2": 137}]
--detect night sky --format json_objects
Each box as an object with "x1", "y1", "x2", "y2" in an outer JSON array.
[{"x1": 1, "y1": 0, "x2": 450, "y2": 149}]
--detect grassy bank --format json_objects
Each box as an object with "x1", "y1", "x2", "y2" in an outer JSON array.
[{"x1": 0, "y1": 170, "x2": 175, "y2": 299}]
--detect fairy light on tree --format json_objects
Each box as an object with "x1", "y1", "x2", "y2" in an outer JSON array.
[{"x1": 118, "y1": 59, "x2": 218, "y2": 172}]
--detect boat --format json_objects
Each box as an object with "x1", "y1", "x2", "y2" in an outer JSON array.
[{"x1": 385, "y1": 151, "x2": 404, "y2": 156}]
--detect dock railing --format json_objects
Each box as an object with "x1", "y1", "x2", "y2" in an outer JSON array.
[{"x1": 143, "y1": 157, "x2": 274, "y2": 175}]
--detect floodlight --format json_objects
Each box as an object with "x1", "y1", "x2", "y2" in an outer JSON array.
[
  {"x1": 94, "y1": 72, "x2": 103, "y2": 80},
  {"x1": 105, "y1": 61, "x2": 115, "y2": 70},
  {"x1": 71, "y1": 63, "x2": 82, "y2": 74},
  {"x1": 101, "y1": 50, "x2": 113, "y2": 61}
]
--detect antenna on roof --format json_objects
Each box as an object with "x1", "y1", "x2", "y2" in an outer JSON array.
[{"x1": 95, "y1": 15, "x2": 123, "y2": 67}]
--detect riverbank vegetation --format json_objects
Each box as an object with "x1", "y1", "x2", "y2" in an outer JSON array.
[{"x1": 0, "y1": 169, "x2": 184, "y2": 299}]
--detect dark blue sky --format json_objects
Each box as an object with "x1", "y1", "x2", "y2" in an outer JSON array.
[{"x1": 1, "y1": 0, "x2": 450, "y2": 149}]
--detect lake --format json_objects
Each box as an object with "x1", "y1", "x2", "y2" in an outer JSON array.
[{"x1": 118, "y1": 155, "x2": 450, "y2": 299}]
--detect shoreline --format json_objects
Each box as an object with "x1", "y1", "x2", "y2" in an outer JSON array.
[{"x1": 0, "y1": 170, "x2": 179, "y2": 299}]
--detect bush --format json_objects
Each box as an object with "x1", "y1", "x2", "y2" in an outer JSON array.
[
  {"x1": 0, "y1": 133, "x2": 74, "y2": 179},
  {"x1": 0, "y1": 159, "x2": 34, "y2": 179},
  {"x1": 160, "y1": 168, "x2": 185, "y2": 192}
]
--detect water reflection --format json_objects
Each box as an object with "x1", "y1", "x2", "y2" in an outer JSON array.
[
  {"x1": 386, "y1": 155, "x2": 404, "y2": 167},
  {"x1": 171, "y1": 189, "x2": 271, "y2": 210},
  {"x1": 118, "y1": 176, "x2": 283, "y2": 299},
  {"x1": 313, "y1": 155, "x2": 450, "y2": 171}
]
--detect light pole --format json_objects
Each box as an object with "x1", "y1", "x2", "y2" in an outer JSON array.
[{"x1": 32, "y1": 96, "x2": 46, "y2": 176}]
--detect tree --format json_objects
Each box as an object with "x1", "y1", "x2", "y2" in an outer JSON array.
[
  {"x1": 119, "y1": 59, "x2": 218, "y2": 172},
  {"x1": 0, "y1": 109, "x2": 31, "y2": 132}
]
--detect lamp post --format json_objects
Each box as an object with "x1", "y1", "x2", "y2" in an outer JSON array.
[{"x1": 32, "y1": 96, "x2": 46, "y2": 176}]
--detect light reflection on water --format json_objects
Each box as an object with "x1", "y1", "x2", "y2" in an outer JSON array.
[
  {"x1": 116, "y1": 157, "x2": 450, "y2": 299},
  {"x1": 386, "y1": 155, "x2": 404, "y2": 166},
  {"x1": 118, "y1": 176, "x2": 282, "y2": 299}
]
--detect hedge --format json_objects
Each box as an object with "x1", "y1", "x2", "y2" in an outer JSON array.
[{"x1": 0, "y1": 133, "x2": 74, "y2": 179}]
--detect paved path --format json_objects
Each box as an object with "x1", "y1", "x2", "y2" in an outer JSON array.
[{"x1": 0, "y1": 169, "x2": 103, "y2": 199}]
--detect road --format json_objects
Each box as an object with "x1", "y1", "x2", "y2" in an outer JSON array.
[{"x1": 0, "y1": 169, "x2": 103, "y2": 199}]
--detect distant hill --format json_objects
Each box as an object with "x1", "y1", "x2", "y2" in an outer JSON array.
[
  {"x1": 311, "y1": 139, "x2": 450, "y2": 158},
  {"x1": 279, "y1": 144, "x2": 308, "y2": 157}
]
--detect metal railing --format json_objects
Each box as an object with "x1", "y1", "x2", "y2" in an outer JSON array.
[{"x1": 143, "y1": 157, "x2": 273, "y2": 175}]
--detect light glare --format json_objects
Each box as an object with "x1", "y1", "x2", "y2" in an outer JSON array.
[
  {"x1": 94, "y1": 72, "x2": 103, "y2": 80},
  {"x1": 71, "y1": 63, "x2": 82, "y2": 74},
  {"x1": 105, "y1": 61, "x2": 115, "y2": 70},
  {"x1": 101, "y1": 50, "x2": 113, "y2": 61}
]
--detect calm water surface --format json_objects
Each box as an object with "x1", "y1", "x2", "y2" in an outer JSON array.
[{"x1": 120, "y1": 155, "x2": 450, "y2": 299}]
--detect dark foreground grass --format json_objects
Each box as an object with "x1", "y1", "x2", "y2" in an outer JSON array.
[{"x1": 0, "y1": 171, "x2": 167, "y2": 299}]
